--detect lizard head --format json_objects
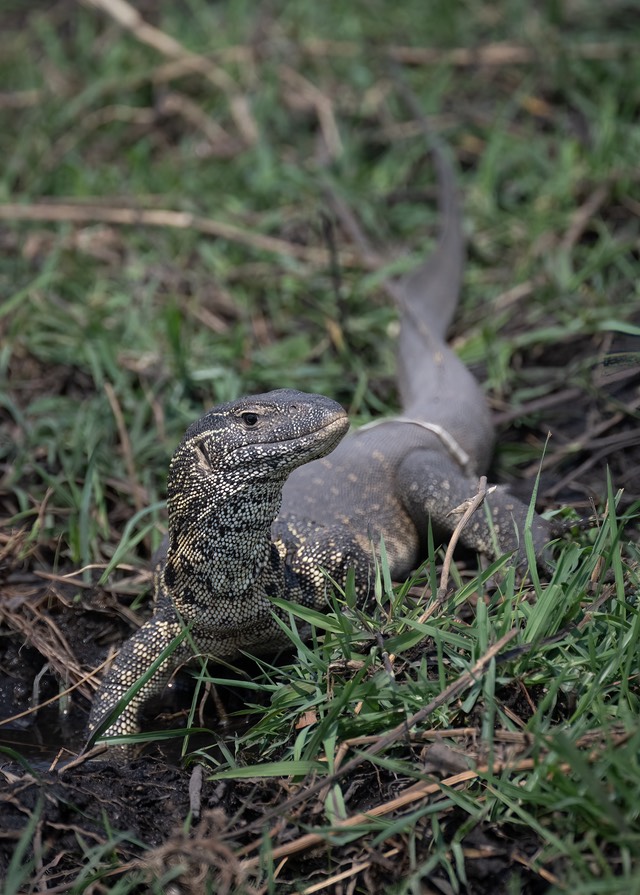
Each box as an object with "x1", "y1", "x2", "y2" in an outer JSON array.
[
  {"x1": 169, "y1": 389, "x2": 349, "y2": 490},
  {"x1": 161, "y1": 391, "x2": 348, "y2": 596}
]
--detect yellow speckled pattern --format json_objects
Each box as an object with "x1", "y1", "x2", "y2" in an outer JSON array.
[{"x1": 88, "y1": 390, "x2": 350, "y2": 740}]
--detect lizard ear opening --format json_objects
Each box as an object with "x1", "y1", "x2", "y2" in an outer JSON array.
[{"x1": 193, "y1": 443, "x2": 211, "y2": 472}]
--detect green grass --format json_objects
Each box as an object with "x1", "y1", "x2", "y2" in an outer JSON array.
[{"x1": 1, "y1": 0, "x2": 639, "y2": 893}]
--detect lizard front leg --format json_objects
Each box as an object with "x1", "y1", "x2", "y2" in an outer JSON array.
[
  {"x1": 396, "y1": 448, "x2": 552, "y2": 567},
  {"x1": 87, "y1": 611, "x2": 192, "y2": 743}
]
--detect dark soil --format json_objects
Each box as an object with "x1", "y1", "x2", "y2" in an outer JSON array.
[{"x1": 0, "y1": 749, "x2": 555, "y2": 894}]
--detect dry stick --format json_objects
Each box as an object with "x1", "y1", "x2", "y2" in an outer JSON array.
[
  {"x1": 104, "y1": 382, "x2": 146, "y2": 518},
  {"x1": 233, "y1": 626, "x2": 518, "y2": 845},
  {"x1": 241, "y1": 755, "x2": 547, "y2": 867},
  {"x1": 0, "y1": 603, "x2": 87, "y2": 694},
  {"x1": 322, "y1": 179, "x2": 433, "y2": 352},
  {"x1": 55, "y1": 743, "x2": 109, "y2": 772},
  {"x1": 157, "y1": 92, "x2": 241, "y2": 157},
  {"x1": 323, "y1": 472, "x2": 487, "y2": 802},
  {"x1": 0, "y1": 202, "x2": 371, "y2": 269},
  {"x1": 560, "y1": 184, "x2": 610, "y2": 255},
  {"x1": 36, "y1": 564, "x2": 147, "y2": 586},
  {"x1": 494, "y1": 387, "x2": 584, "y2": 426},
  {"x1": 301, "y1": 847, "x2": 400, "y2": 894},
  {"x1": 323, "y1": 186, "x2": 384, "y2": 270},
  {"x1": 78, "y1": 0, "x2": 258, "y2": 145},
  {"x1": 426, "y1": 476, "x2": 489, "y2": 616},
  {"x1": 303, "y1": 38, "x2": 631, "y2": 67},
  {"x1": 278, "y1": 65, "x2": 343, "y2": 159},
  {"x1": 0, "y1": 659, "x2": 109, "y2": 729},
  {"x1": 543, "y1": 435, "x2": 640, "y2": 501},
  {"x1": 248, "y1": 728, "x2": 622, "y2": 879},
  {"x1": 522, "y1": 409, "x2": 629, "y2": 479},
  {"x1": 0, "y1": 89, "x2": 42, "y2": 109},
  {"x1": 336, "y1": 722, "x2": 629, "y2": 760},
  {"x1": 491, "y1": 276, "x2": 544, "y2": 312},
  {"x1": 384, "y1": 477, "x2": 490, "y2": 667},
  {"x1": 45, "y1": 106, "x2": 156, "y2": 174}
]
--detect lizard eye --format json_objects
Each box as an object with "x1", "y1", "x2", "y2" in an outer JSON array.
[{"x1": 240, "y1": 412, "x2": 259, "y2": 427}]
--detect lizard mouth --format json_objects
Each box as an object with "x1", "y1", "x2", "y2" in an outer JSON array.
[
  {"x1": 304, "y1": 414, "x2": 350, "y2": 451},
  {"x1": 230, "y1": 413, "x2": 349, "y2": 466},
  {"x1": 274, "y1": 413, "x2": 349, "y2": 449},
  {"x1": 310, "y1": 413, "x2": 350, "y2": 437}
]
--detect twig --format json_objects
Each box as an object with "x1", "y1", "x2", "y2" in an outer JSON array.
[
  {"x1": 0, "y1": 89, "x2": 42, "y2": 108},
  {"x1": 104, "y1": 382, "x2": 147, "y2": 518},
  {"x1": 323, "y1": 185, "x2": 384, "y2": 268},
  {"x1": 493, "y1": 387, "x2": 584, "y2": 426},
  {"x1": 303, "y1": 38, "x2": 632, "y2": 67},
  {"x1": 56, "y1": 743, "x2": 108, "y2": 772},
  {"x1": 560, "y1": 184, "x2": 609, "y2": 255},
  {"x1": 241, "y1": 755, "x2": 545, "y2": 865},
  {"x1": 542, "y1": 425, "x2": 640, "y2": 500},
  {"x1": 0, "y1": 660, "x2": 106, "y2": 729},
  {"x1": 522, "y1": 410, "x2": 629, "y2": 478},
  {"x1": 297, "y1": 848, "x2": 400, "y2": 893},
  {"x1": 384, "y1": 478, "x2": 490, "y2": 667},
  {"x1": 491, "y1": 276, "x2": 544, "y2": 311},
  {"x1": 241, "y1": 723, "x2": 623, "y2": 872},
  {"x1": 232, "y1": 627, "x2": 518, "y2": 841},
  {"x1": 157, "y1": 92, "x2": 242, "y2": 158},
  {"x1": 78, "y1": 0, "x2": 258, "y2": 145},
  {"x1": 279, "y1": 65, "x2": 343, "y2": 159},
  {"x1": 435, "y1": 476, "x2": 489, "y2": 605},
  {"x1": 0, "y1": 202, "x2": 372, "y2": 269}
]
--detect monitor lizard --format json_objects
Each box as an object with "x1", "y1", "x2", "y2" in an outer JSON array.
[{"x1": 87, "y1": 124, "x2": 553, "y2": 747}]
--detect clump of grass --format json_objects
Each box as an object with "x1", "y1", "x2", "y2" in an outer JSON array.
[{"x1": 166, "y1": 491, "x2": 636, "y2": 892}]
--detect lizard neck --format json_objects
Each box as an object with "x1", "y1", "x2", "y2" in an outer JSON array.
[{"x1": 163, "y1": 448, "x2": 286, "y2": 602}]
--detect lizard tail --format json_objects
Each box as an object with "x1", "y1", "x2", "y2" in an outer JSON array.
[
  {"x1": 386, "y1": 85, "x2": 493, "y2": 471},
  {"x1": 326, "y1": 93, "x2": 492, "y2": 470},
  {"x1": 389, "y1": 132, "x2": 465, "y2": 411}
]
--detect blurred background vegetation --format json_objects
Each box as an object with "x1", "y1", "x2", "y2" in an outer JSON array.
[{"x1": 1, "y1": 0, "x2": 638, "y2": 572}]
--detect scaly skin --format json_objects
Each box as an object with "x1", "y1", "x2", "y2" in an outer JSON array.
[
  {"x1": 87, "y1": 391, "x2": 349, "y2": 741},
  {"x1": 88, "y1": 126, "x2": 552, "y2": 748}
]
